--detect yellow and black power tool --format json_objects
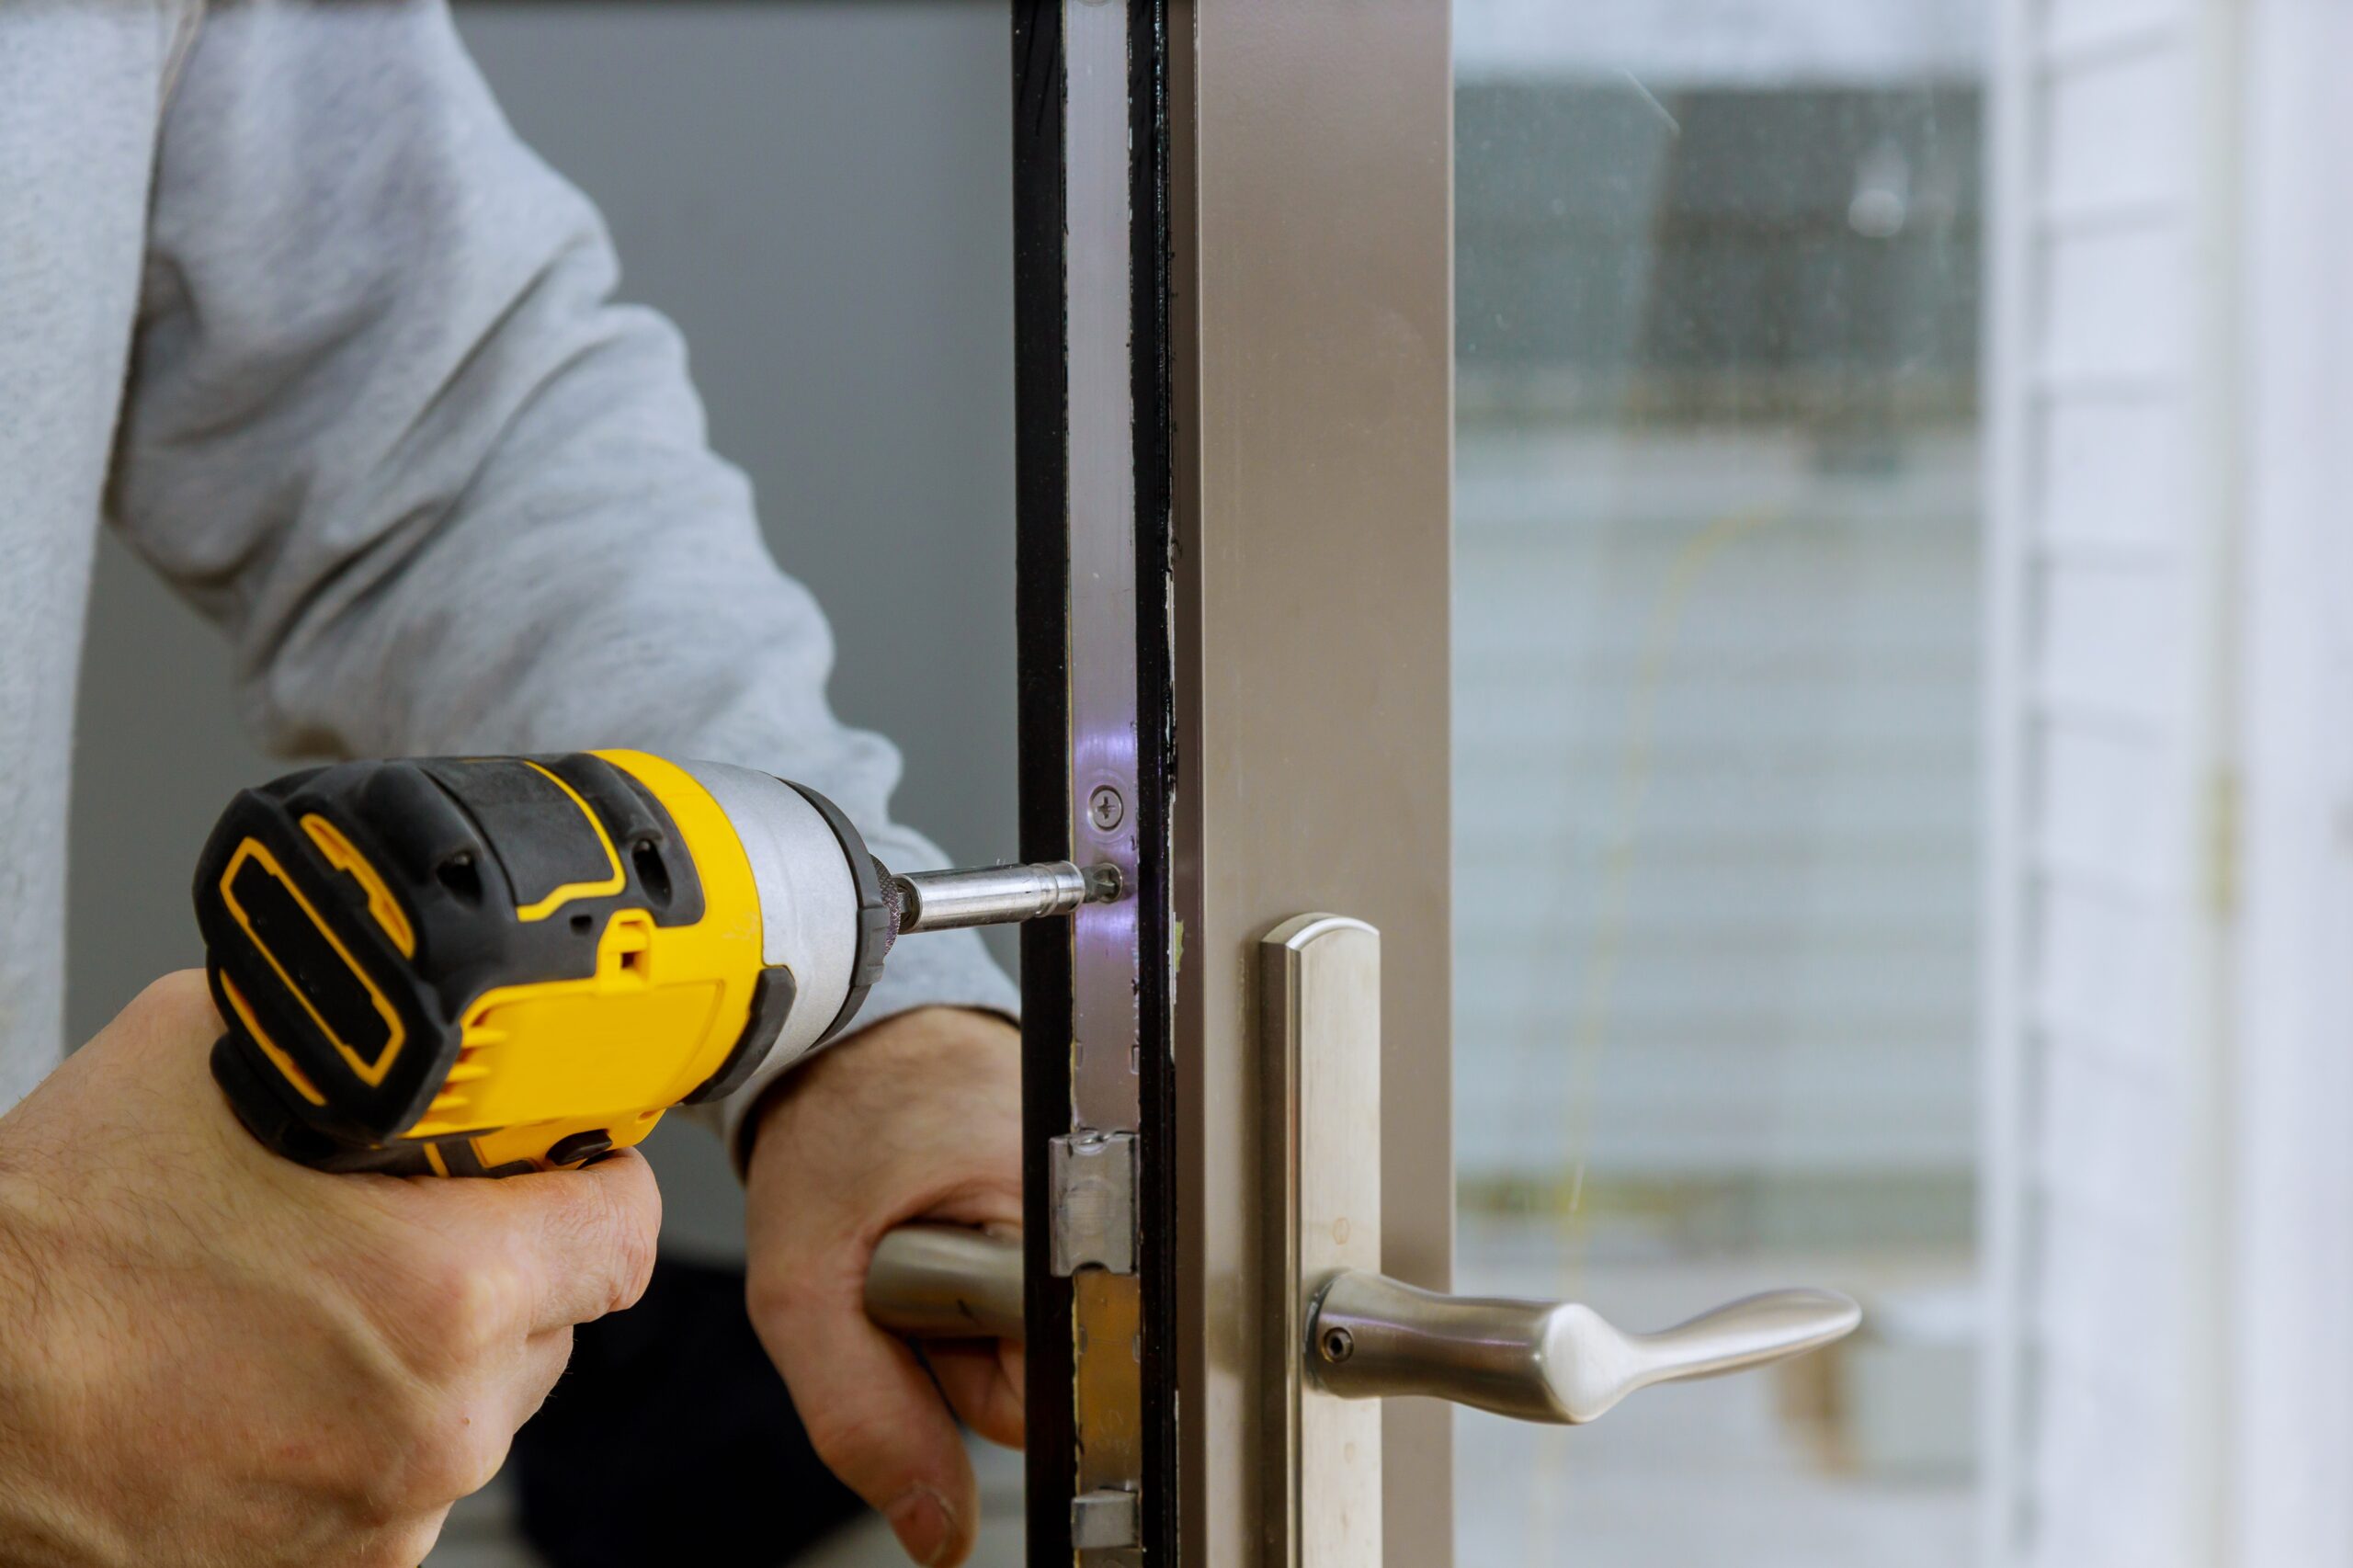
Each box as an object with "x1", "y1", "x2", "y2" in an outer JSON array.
[{"x1": 194, "y1": 749, "x2": 1116, "y2": 1176}]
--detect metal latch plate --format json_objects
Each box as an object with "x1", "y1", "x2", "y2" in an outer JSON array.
[{"x1": 1050, "y1": 1131, "x2": 1138, "y2": 1277}]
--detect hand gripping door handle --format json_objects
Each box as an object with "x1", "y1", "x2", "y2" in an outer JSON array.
[
  {"x1": 864, "y1": 1223, "x2": 1024, "y2": 1341},
  {"x1": 863, "y1": 1225, "x2": 1858, "y2": 1426}
]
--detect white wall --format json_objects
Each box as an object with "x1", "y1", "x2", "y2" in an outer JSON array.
[
  {"x1": 1986, "y1": 2, "x2": 2353, "y2": 1562},
  {"x1": 1985, "y1": 4, "x2": 2219, "y2": 1561},
  {"x1": 2230, "y1": 1, "x2": 2353, "y2": 1554}
]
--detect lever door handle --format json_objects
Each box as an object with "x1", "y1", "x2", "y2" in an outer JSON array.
[
  {"x1": 865, "y1": 1223, "x2": 1024, "y2": 1341},
  {"x1": 1304, "y1": 1268, "x2": 1859, "y2": 1424},
  {"x1": 864, "y1": 1225, "x2": 1856, "y2": 1429}
]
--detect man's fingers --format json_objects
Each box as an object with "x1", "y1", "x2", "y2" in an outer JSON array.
[
  {"x1": 925, "y1": 1341, "x2": 1025, "y2": 1451},
  {"x1": 526, "y1": 1151, "x2": 661, "y2": 1330},
  {"x1": 756, "y1": 1281, "x2": 977, "y2": 1567},
  {"x1": 449, "y1": 1150, "x2": 661, "y2": 1333}
]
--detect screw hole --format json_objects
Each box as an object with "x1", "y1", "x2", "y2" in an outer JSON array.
[
  {"x1": 436, "y1": 852, "x2": 483, "y2": 903},
  {"x1": 1319, "y1": 1326, "x2": 1355, "y2": 1364}
]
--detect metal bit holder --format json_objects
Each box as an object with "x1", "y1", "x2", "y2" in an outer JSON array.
[{"x1": 890, "y1": 860, "x2": 1122, "y2": 934}]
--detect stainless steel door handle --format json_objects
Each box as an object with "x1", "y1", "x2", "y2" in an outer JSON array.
[
  {"x1": 1304, "y1": 1268, "x2": 1859, "y2": 1424},
  {"x1": 863, "y1": 1226, "x2": 1858, "y2": 1427},
  {"x1": 865, "y1": 1223, "x2": 1023, "y2": 1341}
]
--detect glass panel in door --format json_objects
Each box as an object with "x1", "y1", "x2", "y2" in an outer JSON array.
[{"x1": 1451, "y1": 4, "x2": 1986, "y2": 1561}]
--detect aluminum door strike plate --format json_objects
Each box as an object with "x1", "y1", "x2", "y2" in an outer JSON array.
[
  {"x1": 1261, "y1": 915, "x2": 1385, "y2": 1568},
  {"x1": 1071, "y1": 1488, "x2": 1142, "y2": 1550},
  {"x1": 1051, "y1": 1131, "x2": 1139, "y2": 1277}
]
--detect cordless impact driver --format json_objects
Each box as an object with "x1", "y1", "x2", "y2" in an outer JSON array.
[{"x1": 193, "y1": 749, "x2": 1112, "y2": 1176}]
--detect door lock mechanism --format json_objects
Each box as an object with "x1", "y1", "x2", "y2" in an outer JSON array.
[{"x1": 858, "y1": 911, "x2": 1861, "y2": 1565}]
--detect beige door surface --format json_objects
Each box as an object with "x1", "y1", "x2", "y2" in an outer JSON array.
[{"x1": 1164, "y1": 5, "x2": 1964, "y2": 1566}]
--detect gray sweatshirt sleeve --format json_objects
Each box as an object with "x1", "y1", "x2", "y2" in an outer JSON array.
[{"x1": 106, "y1": 1, "x2": 1017, "y2": 1155}]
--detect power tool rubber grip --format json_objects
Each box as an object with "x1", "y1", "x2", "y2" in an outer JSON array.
[
  {"x1": 209, "y1": 1031, "x2": 436, "y2": 1175},
  {"x1": 194, "y1": 753, "x2": 717, "y2": 1176}
]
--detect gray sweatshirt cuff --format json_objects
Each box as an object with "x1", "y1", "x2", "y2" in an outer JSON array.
[{"x1": 684, "y1": 921, "x2": 1020, "y2": 1171}]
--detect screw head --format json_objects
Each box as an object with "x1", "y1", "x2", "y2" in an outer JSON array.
[
  {"x1": 1319, "y1": 1325, "x2": 1356, "y2": 1364},
  {"x1": 1088, "y1": 786, "x2": 1126, "y2": 833}
]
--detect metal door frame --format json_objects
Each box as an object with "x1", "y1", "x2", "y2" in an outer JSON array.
[
  {"x1": 1011, "y1": 4, "x2": 1453, "y2": 1561},
  {"x1": 1012, "y1": 2, "x2": 1179, "y2": 1560}
]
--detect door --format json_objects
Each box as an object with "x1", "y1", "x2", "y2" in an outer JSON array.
[
  {"x1": 862, "y1": 3, "x2": 1980, "y2": 1562},
  {"x1": 1168, "y1": 4, "x2": 1951, "y2": 1563}
]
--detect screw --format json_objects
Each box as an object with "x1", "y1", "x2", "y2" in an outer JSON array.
[
  {"x1": 1319, "y1": 1326, "x2": 1355, "y2": 1365},
  {"x1": 1088, "y1": 786, "x2": 1126, "y2": 833}
]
